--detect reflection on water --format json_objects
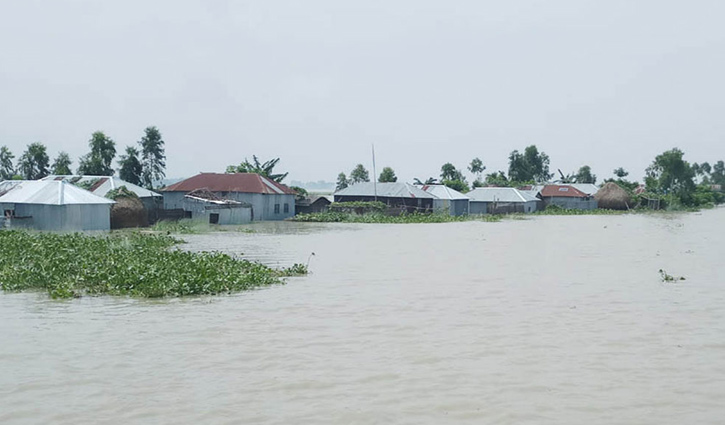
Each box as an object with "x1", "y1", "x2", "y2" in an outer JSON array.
[{"x1": 1, "y1": 209, "x2": 725, "y2": 424}]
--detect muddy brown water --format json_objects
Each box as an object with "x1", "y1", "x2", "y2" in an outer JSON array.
[{"x1": 1, "y1": 209, "x2": 724, "y2": 424}]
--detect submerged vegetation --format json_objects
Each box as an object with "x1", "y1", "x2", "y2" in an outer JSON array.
[
  {"x1": 659, "y1": 269, "x2": 686, "y2": 282},
  {"x1": 0, "y1": 231, "x2": 306, "y2": 299}
]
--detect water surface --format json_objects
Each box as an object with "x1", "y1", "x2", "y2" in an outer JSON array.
[{"x1": 1, "y1": 209, "x2": 724, "y2": 424}]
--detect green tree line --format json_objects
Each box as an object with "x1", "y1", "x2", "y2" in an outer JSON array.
[{"x1": 0, "y1": 127, "x2": 166, "y2": 189}]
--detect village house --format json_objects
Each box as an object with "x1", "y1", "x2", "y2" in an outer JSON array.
[
  {"x1": 334, "y1": 182, "x2": 435, "y2": 213},
  {"x1": 538, "y1": 184, "x2": 598, "y2": 210},
  {"x1": 162, "y1": 173, "x2": 296, "y2": 221},
  {"x1": 421, "y1": 184, "x2": 470, "y2": 216},
  {"x1": 0, "y1": 180, "x2": 114, "y2": 231},
  {"x1": 467, "y1": 187, "x2": 539, "y2": 214}
]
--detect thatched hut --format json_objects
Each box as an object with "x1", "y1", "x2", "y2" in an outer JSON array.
[
  {"x1": 595, "y1": 182, "x2": 632, "y2": 210},
  {"x1": 109, "y1": 186, "x2": 148, "y2": 229}
]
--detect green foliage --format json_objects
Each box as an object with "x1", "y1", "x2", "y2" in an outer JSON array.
[
  {"x1": 289, "y1": 186, "x2": 308, "y2": 201},
  {"x1": 441, "y1": 178, "x2": 470, "y2": 193},
  {"x1": 613, "y1": 167, "x2": 629, "y2": 178},
  {"x1": 508, "y1": 145, "x2": 552, "y2": 182},
  {"x1": 659, "y1": 269, "x2": 685, "y2": 282},
  {"x1": 645, "y1": 148, "x2": 695, "y2": 201},
  {"x1": 0, "y1": 231, "x2": 305, "y2": 298},
  {"x1": 73, "y1": 178, "x2": 99, "y2": 191},
  {"x1": 574, "y1": 165, "x2": 597, "y2": 184},
  {"x1": 413, "y1": 177, "x2": 438, "y2": 185},
  {"x1": 484, "y1": 171, "x2": 511, "y2": 187},
  {"x1": 118, "y1": 146, "x2": 143, "y2": 185},
  {"x1": 51, "y1": 151, "x2": 72, "y2": 175},
  {"x1": 139, "y1": 126, "x2": 166, "y2": 189},
  {"x1": 329, "y1": 201, "x2": 387, "y2": 213},
  {"x1": 468, "y1": 157, "x2": 485, "y2": 176},
  {"x1": 106, "y1": 185, "x2": 139, "y2": 200},
  {"x1": 18, "y1": 142, "x2": 50, "y2": 180},
  {"x1": 227, "y1": 155, "x2": 288, "y2": 182},
  {"x1": 0, "y1": 146, "x2": 15, "y2": 180},
  {"x1": 378, "y1": 166, "x2": 397, "y2": 183},
  {"x1": 350, "y1": 164, "x2": 370, "y2": 183},
  {"x1": 293, "y1": 211, "x2": 501, "y2": 223},
  {"x1": 335, "y1": 172, "x2": 349, "y2": 191},
  {"x1": 77, "y1": 131, "x2": 116, "y2": 176},
  {"x1": 152, "y1": 219, "x2": 221, "y2": 234},
  {"x1": 711, "y1": 160, "x2": 725, "y2": 186}
]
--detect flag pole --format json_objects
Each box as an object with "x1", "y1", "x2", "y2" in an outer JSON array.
[{"x1": 372, "y1": 143, "x2": 378, "y2": 202}]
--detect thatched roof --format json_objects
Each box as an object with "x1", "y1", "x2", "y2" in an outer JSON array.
[
  {"x1": 111, "y1": 196, "x2": 148, "y2": 229},
  {"x1": 594, "y1": 182, "x2": 632, "y2": 210}
]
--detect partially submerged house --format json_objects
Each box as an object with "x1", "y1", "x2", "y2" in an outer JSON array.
[
  {"x1": 182, "y1": 189, "x2": 252, "y2": 224},
  {"x1": 295, "y1": 196, "x2": 331, "y2": 215},
  {"x1": 162, "y1": 173, "x2": 296, "y2": 221},
  {"x1": 421, "y1": 184, "x2": 469, "y2": 216},
  {"x1": 0, "y1": 180, "x2": 114, "y2": 231},
  {"x1": 43, "y1": 175, "x2": 163, "y2": 222},
  {"x1": 467, "y1": 187, "x2": 539, "y2": 214},
  {"x1": 539, "y1": 185, "x2": 598, "y2": 210},
  {"x1": 334, "y1": 182, "x2": 435, "y2": 213}
]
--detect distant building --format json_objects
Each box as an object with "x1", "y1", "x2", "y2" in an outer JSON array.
[
  {"x1": 421, "y1": 185, "x2": 470, "y2": 216},
  {"x1": 0, "y1": 180, "x2": 114, "y2": 231},
  {"x1": 162, "y1": 173, "x2": 296, "y2": 221},
  {"x1": 467, "y1": 187, "x2": 539, "y2": 214},
  {"x1": 295, "y1": 196, "x2": 332, "y2": 215},
  {"x1": 334, "y1": 182, "x2": 435, "y2": 213},
  {"x1": 539, "y1": 185, "x2": 598, "y2": 210}
]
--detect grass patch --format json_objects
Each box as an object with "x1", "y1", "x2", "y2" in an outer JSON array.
[
  {"x1": 291, "y1": 212, "x2": 501, "y2": 223},
  {"x1": 0, "y1": 230, "x2": 306, "y2": 299}
]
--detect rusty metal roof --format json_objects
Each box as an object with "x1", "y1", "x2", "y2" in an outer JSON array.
[
  {"x1": 163, "y1": 173, "x2": 296, "y2": 195},
  {"x1": 540, "y1": 185, "x2": 589, "y2": 198}
]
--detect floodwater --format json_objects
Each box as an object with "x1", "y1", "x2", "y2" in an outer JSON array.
[{"x1": 1, "y1": 209, "x2": 725, "y2": 424}]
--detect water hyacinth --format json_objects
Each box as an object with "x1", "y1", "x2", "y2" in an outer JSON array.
[
  {"x1": 292, "y1": 211, "x2": 502, "y2": 223},
  {"x1": 0, "y1": 231, "x2": 306, "y2": 299}
]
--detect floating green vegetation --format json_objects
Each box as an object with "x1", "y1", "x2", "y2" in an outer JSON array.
[
  {"x1": 292, "y1": 211, "x2": 501, "y2": 223},
  {"x1": 152, "y1": 219, "x2": 224, "y2": 234},
  {"x1": 659, "y1": 269, "x2": 686, "y2": 282},
  {"x1": 0, "y1": 231, "x2": 306, "y2": 299}
]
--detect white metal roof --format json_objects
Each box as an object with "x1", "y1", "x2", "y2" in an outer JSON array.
[
  {"x1": 566, "y1": 183, "x2": 600, "y2": 196},
  {"x1": 335, "y1": 182, "x2": 436, "y2": 199},
  {"x1": 0, "y1": 180, "x2": 115, "y2": 205},
  {"x1": 421, "y1": 184, "x2": 469, "y2": 200},
  {"x1": 42, "y1": 175, "x2": 161, "y2": 198},
  {"x1": 467, "y1": 187, "x2": 539, "y2": 203}
]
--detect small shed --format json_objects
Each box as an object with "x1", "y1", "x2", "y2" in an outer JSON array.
[
  {"x1": 421, "y1": 185, "x2": 469, "y2": 216},
  {"x1": 334, "y1": 182, "x2": 435, "y2": 213},
  {"x1": 540, "y1": 185, "x2": 598, "y2": 210},
  {"x1": 182, "y1": 189, "x2": 252, "y2": 224},
  {"x1": 0, "y1": 180, "x2": 114, "y2": 231},
  {"x1": 467, "y1": 187, "x2": 539, "y2": 214},
  {"x1": 295, "y1": 196, "x2": 331, "y2": 215}
]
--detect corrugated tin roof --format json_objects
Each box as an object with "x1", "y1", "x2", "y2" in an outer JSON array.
[
  {"x1": 566, "y1": 184, "x2": 599, "y2": 196},
  {"x1": 421, "y1": 184, "x2": 469, "y2": 200},
  {"x1": 0, "y1": 180, "x2": 115, "y2": 205},
  {"x1": 162, "y1": 173, "x2": 296, "y2": 195},
  {"x1": 467, "y1": 187, "x2": 538, "y2": 203},
  {"x1": 0, "y1": 180, "x2": 28, "y2": 197},
  {"x1": 540, "y1": 184, "x2": 589, "y2": 198},
  {"x1": 335, "y1": 182, "x2": 436, "y2": 199},
  {"x1": 42, "y1": 175, "x2": 161, "y2": 198}
]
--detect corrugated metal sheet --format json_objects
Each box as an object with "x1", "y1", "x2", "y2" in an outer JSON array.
[
  {"x1": 540, "y1": 185, "x2": 589, "y2": 198},
  {"x1": 565, "y1": 184, "x2": 599, "y2": 196},
  {"x1": 42, "y1": 175, "x2": 161, "y2": 198},
  {"x1": 0, "y1": 181, "x2": 115, "y2": 205},
  {"x1": 421, "y1": 184, "x2": 469, "y2": 200},
  {"x1": 467, "y1": 187, "x2": 538, "y2": 203},
  {"x1": 335, "y1": 182, "x2": 436, "y2": 199},
  {"x1": 0, "y1": 180, "x2": 28, "y2": 197},
  {"x1": 162, "y1": 173, "x2": 296, "y2": 195}
]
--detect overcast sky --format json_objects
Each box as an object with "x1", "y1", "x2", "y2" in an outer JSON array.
[{"x1": 2, "y1": 0, "x2": 724, "y2": 183}]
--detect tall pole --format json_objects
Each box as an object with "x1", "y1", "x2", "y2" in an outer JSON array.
[{"x1": 372, "y1": 143, "x2": 378, "y2": 202}]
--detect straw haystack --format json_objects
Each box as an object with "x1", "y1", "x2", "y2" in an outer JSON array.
[
  {"x1": 108, "y1": 187, "x2": 148, "y2": 229},
  {"x1": 595, "y1": 182, "x2": 632, "y2": 210}
]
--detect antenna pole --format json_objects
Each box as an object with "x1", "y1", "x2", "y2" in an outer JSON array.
[{"x1": 372, "y1": 144, "x2": 378, "y2": 201}]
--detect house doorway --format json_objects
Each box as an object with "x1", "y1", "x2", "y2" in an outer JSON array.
[{"x1": 209, "y1": 213, "x2": 219, "y2": 224}]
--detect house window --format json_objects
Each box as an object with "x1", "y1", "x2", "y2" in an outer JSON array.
[
  {"x1": 274, "y1": 204, "x2": 280, "y2": 214},
  {"x1": 4, "y1": 209, "x2": 14, "y2": 218},
  {"x1": 209, "y1": 213, "x2": 219, "y2": 224},
  {"x1": 184, "y1": 211, "x2": 192, "y2": 219},
  {"x1": 283, "y1": 203, "x2": 289, "y2": 213}
]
